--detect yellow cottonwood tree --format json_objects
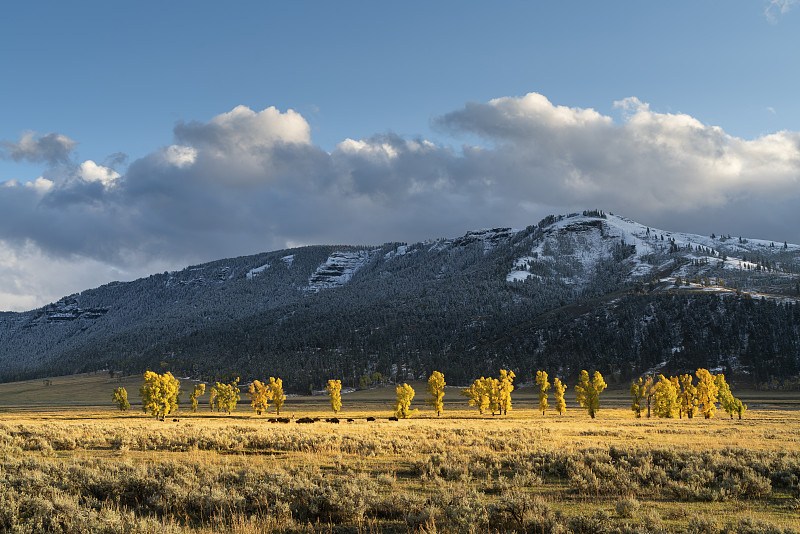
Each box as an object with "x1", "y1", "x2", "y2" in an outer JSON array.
[
  {"x1": 715, "y1": 373, "x2": 745, "y2": 419},
  {"x1": 553, "y1": 378, "x2": 567, "y2": 415},
  {"x1": 642, "y1": 376, "x2": 655, "y2": 417},
  {"x1": 461, "y1": 377, "x2": 491, "y2": 414},
  {"x1": 190, "y1": 384, "x2": 205, "y2": 413},
  {"x1": 394, "y1": 383, "x2": 418, "y2": 418},
  {"x1": 670, "y1": 376, "x2": 683, "y2": 417},
  {"x1": 498, "y1": 369, "x2": 515, "y2": 415},
  {"x1": 139, "y1": 371, "x2": 181, "y2": 420},
  {"x1": 425, "y1": 371, "x2": 446, "y2": 416},
  {"x1": 268, "y1": 377, "x2": 286, "y2": 416},
  {"x1": 630, "y1": 377, "x2": 647, "y2": 418},
  {"x1": 487, "y1": 377, "x2": 501, "y2": 415},
  {"x1": 733, "y1": 398, "x2": 747, "y2": 420},
  {"x1": 696, "y1": 369, "x2": 719, "y2": 419},
  {"x1": 112, "y1": 387, "x2": 130, "y2": 411},
  {"x1": 326, "y1": 379, "x2": 342, "y2": 413},
  {"x1": 575, "y1": 370, "x2": 607, "y2": 419},
  {"x1": 678, "y1": 374, "x2": 698, "y2": 419},
  {"x1": 208, "y1": 386, "x2": 218, "y2": 412},
  {"x1": 248, "y1": 380, "x2": 271, "y2": 415},
  {"x1": 214, "y1": 378, "x2": 240, "y2": 415},
  {"x1": 652, "y1": 374, "x2": 679, "y2": 418},
  {"x1": 536, "y1": 370, "x2": 549, "y2": 415}
]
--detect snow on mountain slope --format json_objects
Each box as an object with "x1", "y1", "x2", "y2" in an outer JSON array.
[
  {"x1": 246, "y1": 264, "x2": 270, "y2": 280},
  {"x1": 507, "y1": 212, "x2": 800, "y2": 286},
  {"x1": 306, "y1": 250, "x2": 377, "y2": 292},
  {"x1": 508, "y1": 214, "x2": 644, "y2": 285}
]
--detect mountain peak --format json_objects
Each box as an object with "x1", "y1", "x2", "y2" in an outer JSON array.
[{"x1": 1, "y1": 211, "x2": 798, "y2": 388}]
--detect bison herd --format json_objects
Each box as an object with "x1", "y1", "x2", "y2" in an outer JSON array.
[{"x1": 261, "y1": 416, "x2": 399, "y2": 424}]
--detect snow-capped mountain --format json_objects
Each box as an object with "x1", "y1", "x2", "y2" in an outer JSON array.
[{"x1": 1, "y1": 211, "x2": 798, "y2": 389}]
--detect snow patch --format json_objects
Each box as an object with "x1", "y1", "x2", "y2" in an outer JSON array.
[
  {"x1": 246, "y1": 264, "x2": 270, "y2": 280},
  {"x1": 385, "y1": 244, "x2": 411, "y2": 260}
]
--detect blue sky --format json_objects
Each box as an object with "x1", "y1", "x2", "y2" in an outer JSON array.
[{"x1": 1, "y1": 1, "x2": 799, "y2": 310}]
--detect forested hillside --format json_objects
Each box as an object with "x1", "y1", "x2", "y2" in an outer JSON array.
[{"x1": 2, "y1": 211, "x2": 799, "y2": 391}]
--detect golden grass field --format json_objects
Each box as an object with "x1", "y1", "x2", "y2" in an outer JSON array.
[{"x1": 0, "y1": 373, "x2": 799, "y2": 533}]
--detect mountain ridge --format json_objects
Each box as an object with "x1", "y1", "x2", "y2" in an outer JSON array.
[{"x1": 2, "y1": 211, "x2": 799, "y2": 390}]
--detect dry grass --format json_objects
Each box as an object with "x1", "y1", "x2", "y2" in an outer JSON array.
[{"x1": 1, "y1": 375, "x2": 799, "y2": 533}]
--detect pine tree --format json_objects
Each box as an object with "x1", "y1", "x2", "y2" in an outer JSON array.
[
  {"x1": 394, "y1": 383, "x2": 418, "y2": 418},
  {"x1": 553, "y1": 378, "x2": 567, "y2": 415},
  {"x1": 425, "y1": 371, "x2": 446, "y2": 416},
  {"x1": 536, "y1": 370, "x2": 550, "y2": 415},
  {"x1": 575, "y1": 370, "x2": 607, "y2": 419},
  {"x1": 696, "y1": 369, "x2": 719, "y2": 419}
]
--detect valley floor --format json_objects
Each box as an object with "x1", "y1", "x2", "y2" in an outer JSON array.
[{"x1": 0, "y1": 377, "x2": 799, "y2": 533}]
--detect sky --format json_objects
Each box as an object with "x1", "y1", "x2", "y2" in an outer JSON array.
[{"x1": 1, "y1": 1, "x2": 799, "y2": 311}]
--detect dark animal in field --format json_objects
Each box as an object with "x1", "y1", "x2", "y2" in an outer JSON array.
[
  {"x1": 326, "y1": 417, "x2": 340, "y2": 423},
  {"x1": 347, "y1": 418, "x2": 354, "y2": 423},
  {"x1": 366, "y1": 416, "x2": 375, "y2": 422},
  {"x1": 313, "y1": 417, "x2": 321, "y2": 422},
  {"x1": 172, "y1": 419, "x2": 180, "y2": 422},
  {"x1": 388, "y1": 416, "x2": 399, "y2": 421},
  {"x1": 268, "y1": 418, "x2": 277, "y2": 423},
  {"x1": 296, "y1": 417, "x2": 315, "y2": 424},
  {"x1": 277, "y1": 417, "x2": 290, "y2": 423}
]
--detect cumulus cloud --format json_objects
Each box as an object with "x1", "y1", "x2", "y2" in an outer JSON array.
[
  {"x1": 2, "y1": 96, "x2": 800, "y2": 310},
  {"x1": 78, "y1": 160, "x2": 121, "y2": 187},
  {"x1": 1, "y1": 131, "x2": 78, "y2": 165},
  {"x1": 436, "y1": 93, "x2": 800, "y2": 222}
]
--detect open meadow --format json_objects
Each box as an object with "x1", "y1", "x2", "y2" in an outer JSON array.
[{"x1": 1, "y1": 374, "x2": 799, "y2": 533}]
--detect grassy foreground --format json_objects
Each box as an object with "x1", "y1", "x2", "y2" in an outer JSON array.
[{"x1": 0, "y1": 376, "x2": 799, "y2": 533}]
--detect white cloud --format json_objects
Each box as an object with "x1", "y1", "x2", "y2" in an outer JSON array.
[
  {"x1": 79, "y1": 160, "x2": 121, "y2": 187},
  {"x1": 438, "y1": 92, "x2": 800, "y2": 213},
  {"x1": 206, "y1": 105, "x2": 311, "y2": 146},
  {"x1": 162, "y1": 145, "x2": 197, "y2": 168},
  {"x1": 3, "y1": 96, "x2": 800, "y2": 311},
  {"x1": 24, "y1": 177, "x2": 54, "y2": 194}
]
